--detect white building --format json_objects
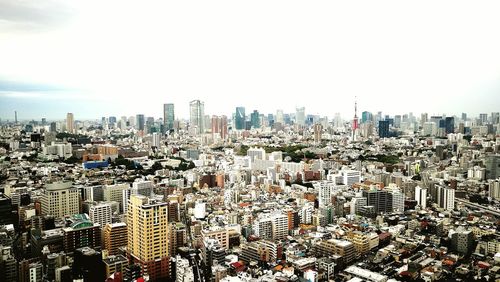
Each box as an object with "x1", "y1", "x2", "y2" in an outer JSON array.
[
  {"x1": 89, "y1": 203, "x2": 112, "y2": 229},
  {"x1": 41, "y1": 182, "x2": 79, "y2": 218},
  {"x1": 415, "y1": 186, "x2": 427, "y2": 209}
]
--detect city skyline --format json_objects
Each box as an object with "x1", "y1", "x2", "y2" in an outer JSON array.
[{"x1": 1, "y1": 1, "x2": 500, "y2": 119}]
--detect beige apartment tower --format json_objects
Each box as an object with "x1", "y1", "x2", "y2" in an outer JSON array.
[
  {"x1": 127, "y1": 195, "x2": 170, "y2": 280},
  {"x1": 66, "y1": 113, "x2": 74, "y2": 133}
]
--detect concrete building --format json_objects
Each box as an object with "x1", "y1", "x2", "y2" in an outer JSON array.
[
  {"x1": 127, "y1": 195, "x2": 170, "y2": 281},
  {"x1": 103, "y1": 222, "x2": 127, "y2": 256},
  {"x1": 41, "y1": 182, "x2": 79, "y2": 218},
  {"x1": 89, "y1": 203, "x2": 112, "y2": 229}
]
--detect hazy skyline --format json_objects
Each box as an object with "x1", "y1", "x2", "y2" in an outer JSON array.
[{"x1": 1, "y1": 0, "x2": 500, "y2": 120}]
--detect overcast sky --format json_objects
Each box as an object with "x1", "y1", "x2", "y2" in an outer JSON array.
[{"x1": 1, "y1": 0, "x2": 500, "y2": 121}]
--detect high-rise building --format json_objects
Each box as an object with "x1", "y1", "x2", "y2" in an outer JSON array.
[
  {"x1": 103, "y1": 222, "x2": 128, "y2": 255},
  {"x1": 361, "y1": 111, "x2": 372, "y2": 123},
  {"x1": 0, "y1": 193, "x2": 12, "y2": 225},
  {"x1": 378, "y1": 120, "x2": 390, "y2": 138},
  {"x1": 235, "y1": 107, "x2": 246, "y2": 130},
  {"x1": 50, "y1": 122, "x2": 57, "y2": 133},
  {"x1": 362, "y1": 189, "x2": 391, "y2": 214},
  {"x1": 414, "y1": 186, "x2": 427, "y2": 209},
  {"x1": 445, "y1": 117, "x2": 454, "y2": 134},
  {"x1": 489, "y1": 179, "x2": 500, "y2": 200},
  {"x1": 276, "y1": 110, "x2": 284, "y2": 124},
  {"x1": 127, "y1": 195, "x2": 170, "y2": 281},
  {"x1": 163, "y1": 103, "x2": 175, "y2": 133},
  {"x1": 103, "y1": 184, "x2": 130, "y2": 213},
  {"x1": 485, "y1": 155, "x2": 500, "y2": 180},
  {"x1": 314, "y1": 123, "x2": 323, "y2": 143},
  {"x1": 89, "y1": 203, "x2": 112, "y2": 229},
  {"x1": 250, "y1": 110, "x2": 260, "y2": 129},
  {"x1": 41, "y1": 182, "x2": 79, "y2": 218},
  {"x1": 135, "y1": 114, "x2": 145, "y2": 131},
  {"x1": 296, "y1": 107, "x2": 305, "y2": 126},
  {"x1": 152, "y1": 132, "x2": 161, "y2": 148},
  {"x1": 189, "y1": 100, "x2": 205, "y2": 134},
  {"x1": 211, "y1": 115, "x2": 228, "y2": 140},
  {"x1": 437, "y1": 186, "x2": 455, "y2": 211},
  {"x1": 66, "y1": 113, "x2": 74, "y2": 133}
]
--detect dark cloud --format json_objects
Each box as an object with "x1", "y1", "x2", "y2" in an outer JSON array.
[{"x1": 0, "y1": 1, "x2": 76, "y2": 32}]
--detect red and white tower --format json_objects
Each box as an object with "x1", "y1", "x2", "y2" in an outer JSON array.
[{"x1": 352, "y1": 97, "x2": 359, "y2": 141}]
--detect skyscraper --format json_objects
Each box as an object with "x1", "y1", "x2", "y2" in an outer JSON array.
[
  {"x1": 127, "y1": 195, "x2": 170, "y2": 281},
  {"x1": 250, "y1": 110, "x2": 260, "y2": 129},
  {"x1": 66, "y1": 113, "x2": 74, "y2": 133},
  {"x1": 378, "y1": 120, "x2": 390, "y2": 138},
  {"x1": 189, "y1": 100, "x2": 205, "y2": 134},
  {"x1": 211, "y1": 115, "x2": 228, "y2": 140},
  {"x1": 314, "y1": 123, "x2": 323, "y2": 143},
  {"x1": 163, "y1": 103, "x2": 175, "y2": 133},
  {"x1": 135, "y1": 114, "x2": 145, "y2": 131},
  {"x1": 235, "y1": 107, "x2": 246, "y2": 130},
  {"x1": 296, "y1": 107, "x2": 305, "y2": 126}
]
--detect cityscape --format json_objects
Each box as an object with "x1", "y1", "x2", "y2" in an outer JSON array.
[
  {"x1": 0, "y1": 101, "x2": 499, "y2": 281},
  {"x1": 2, "y1": 1, "x2": 500, "y2": 282}
]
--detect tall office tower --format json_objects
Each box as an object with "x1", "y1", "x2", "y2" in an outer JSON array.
[
  {"x1": 378, "y1": 120, "x2": 390, "y2": 138},
  {"x1": 437, "y1": 186, "x2": 455, "y2": 211},
  {"x1": 234, "y1": 107, "x2": 246, "y2": 130},
  {"x1": 50, "y1": 122, "x2": 57, "y2": 133},
  {"x1": 127, "y1": 195, "x2": 170, "y2": 281},
  {"x1": 479, "y1": 113, "x2": 488, "y2": 125},
  {"x1": 89, "y1": 203, "x2": 112, "y2": 229},
  {"x1": 220, "y1": 115, "x2": 228, "y2": 139},
  {"x1": 461, "y1": 113, "x2": 467, "y2": 121},
  {"x1": 135, "y1": 114, "x2": 145, "y2": 131},
  {"x1": 41, "y1": 182, "x2": 79, "y2": 218},
  {"x1": 276, "y1": 110, "x2": 284, "y2": 124},
  {"x1": 103, "y1": 222, "x2": 128, "y2": 255},
  {"x1": 296, "y1": 107, "x2": 305, "y2": 126},
  {"x1": 394, "y1": 115, "x2": 402, "y2": 128},
  {"x1": 189, "y1": 100, "x2": 205, "y2": 134},
  {"x1": 267, "y1": 114, "x2": 274, "y2": 127},
  {"x1": 414, "y1": 186, "x2": 427, "y2": 209},
  {"x1": 445, "y1": 117, "x2": 454, "y2": 134},
  {"x1": 211, "y1": 115, "x2": 228, "y2": 140},
  {"x1": 491, "y1": 112, "x2": 500, "y2": 124},
  {"x1": 163, "y1": 103, "x2": 175, "y2": 133},
  {"x1": 109, "y1": 116, "x2": 117, "y2": 124},
  {"x1": 361, "y1": 111, "x2": 371, "y2": 123},
  {"x1": 211, "y1": 116, "x2": 220, "y2": 137},
  {"x1": 334, "y1": 113, "x2": 342, "y2": 128},
  {"x1": 250, "y1": 110, "x2": 260, "y2": 129},
  {"x1": 314, "y1": 123, "x2": 323, "y2": 143},
  {"x1": 420, "y1": 113, "x2": 428, "y2": 127},
  {"x1": 66, "y1": 113, "x2": 74, "y2": 133},
  {"x1": 485, "y1": 155, "x2": 500, "y2": 180}
]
